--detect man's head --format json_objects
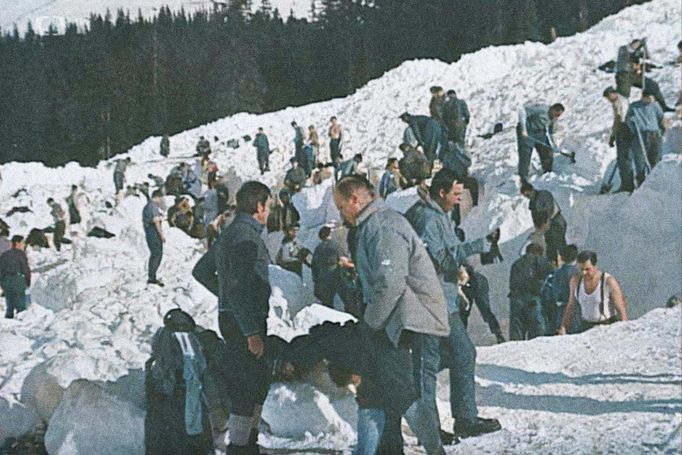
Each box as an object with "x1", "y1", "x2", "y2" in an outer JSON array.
[
  {"x1": 285, "y1": 223, "x2": 299, "y2": 239},
  {"x1": 46, "y1": 197, "x2": 54, "y2": 205},
  {"x1": 526, "y1": 242, "x2": 544, "y2": 257},
  {"x1": 353, "y1": 153, "x2": 363, "y2": 163},
  {"x1": 236, "y1": 181, "x2": 272, "y2": 224},
  {"x1": 290, "y1": 157, "x2": 299, "y2": 168},
  {"x1": 603, "y1": 86, "x2": 619, "y2": 103},
  {"x1": 577, "y1": 250, "x2": 599, "y2": 280},
  {"x1": 385, "y1": 157, "x2": 398, "y2": 170},
  {"x1": 549, "y1": 103, "x2": 565, "y2": 119},
  {"x1": 399, "y1": 112, "x2": 411, "y2": 123},
  {"x1": 318, "y1": 225, "x2": 332, "y2": 241},
  {"x1": 291, "y1": 121, "x2": 297, "y2": 127},
  {"x1": 520, "y1": 180, "x2": 535, "y2": 199},
  {"x1": 446, "y1": 89, "x2": 457, "y2": 98},
  {"x1": 630, "y1": 38, "x2": 642, "y2": 50},
  {"x1": 71, "y1": 184, "x2": 78, "y2": 191},
  {"x1": 559, "y1": 244, "x2": 578, "y2": 264},
  {"x1": 279, "y1": 188, "x2": 290, "y2": 203},
  {"x1": 334, "y1": 176, "x2": 375, "y2": 225},
  {"x1": 151, "y1": 189, "x2": 164, "y2": 202},
  {"x1": 258, "y1": 127, "x2": 264, "y2": 133},
  {"x1": 10, "y1": 235, "x2": 24, "y2": 249},
  {"x1": 430, "y1": 85, "x2": 444, "y2": 96},
  {"x1": 330, "y1": 116, "x2": 337, "y2": 124},
  {"x1": 429, "y1": 168, "x2": 463, "y2": 213}
]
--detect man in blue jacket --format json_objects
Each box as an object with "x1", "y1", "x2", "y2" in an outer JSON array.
[
  {"x1": 404, "y1": 168, "x2": 502, "y2": 440},
  {"x1": 399, "y1": 112, "x2": 446, "y2": 164},
  {"x1": 625, "y1": 88, "x2": 665, "y2": 186},
  {"x1": 516, "y1": 103, "x2": 564, "y2": 180},
  {"x1": 192, "y1": 181, "x2": 273, "y2": 455}
]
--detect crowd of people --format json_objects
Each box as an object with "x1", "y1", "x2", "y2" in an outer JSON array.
[{"x1": 0, "y1": 34, "x2": 679, "y2": 455}]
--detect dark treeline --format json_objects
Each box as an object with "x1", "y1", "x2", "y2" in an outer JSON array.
[{"x1": 0, "y1": 0, "x2": 647, "y2": 166}]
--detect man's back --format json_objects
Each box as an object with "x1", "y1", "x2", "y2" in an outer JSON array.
[
  {"x1": 311, "y1": 239, "x2": 341, "y2": 282},
  {"x1": 509, "y1": 253, "x2": 551, "y2": 297},
  {"x1": 552, "y1": 263, "x2": 578, "y2": 305},
  {"x1": 626, "y1": 100, "x2": 663, "y2": 133}
]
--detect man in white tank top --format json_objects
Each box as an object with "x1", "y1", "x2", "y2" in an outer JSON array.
[{"x1": 558, "y1": 250, "x2": 628, "y2": 334}]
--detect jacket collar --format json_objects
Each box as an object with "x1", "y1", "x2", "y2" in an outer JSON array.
[
  {"x1": 234, "y1": 212, "x2": 265, "y2": 234},
  {"x1": 355, "y1": 198, "x2": 384, "y2": 226}
]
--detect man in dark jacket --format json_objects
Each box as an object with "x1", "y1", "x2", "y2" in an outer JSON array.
[
  {"x1": 0, "y1": 235, "x2": 31, "y2": 318},
  {"x1": 284, "y1": 159, "x2": 307, "y2": 193},
  {"x1": 508, "y1": 243, "x2": 552, "y2": 340},
  {"x1": 544, "y1": 244, "x2": 580, "y2": 335},
  {"x1": 253, "y1": 128, "x2": 270, "y2": 175},
  {"x1": 292, "y1": 121, "x2": 307, "y2": 171},
  {"x1": 159, "y1": 133, "x2": 170, "y2": 158},
  {"x1": 460, "y1": 266, "x2": 505, "y2": 344},
  {"x1": 442, "y1": 90, "x2": 470, "y2": 149},
  {"x1": 192, "y1": 181, "x2": 273, "y2": 455},
  {"x1": 615, "y1": 39, "x2": 646, "y2": 97},
  {"x1": 311, "y1": 226, "x2": 357, "y2": 314},
  {"x1": 399, "y1": 113, "x2": 446, "y2": 164},
  {"x1": 429, "y1": 86, "x2": 446, "y2": 127},
  {"x1": 516, "y1": 103, "x2": 564, "y2": 180},
  {"x1": 521, "y1": 181, "x2": 566, "y2": 265}
]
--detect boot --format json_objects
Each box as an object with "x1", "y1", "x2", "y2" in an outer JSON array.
[
  {"x1": 453, "y1": 417, "x2": 502, "y2": 439},
  {"x1": 494, "y1": 330, "x2": 506, "y2": 344}
]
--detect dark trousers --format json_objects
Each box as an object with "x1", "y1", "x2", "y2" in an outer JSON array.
[
  {"x1": 146, "y1": 234, "x2": 163, "y2": 281},
  {"x1": 439, "y1": 313, "x2": 478, "y2": 422},
  {"x1": 509, "y1": 295, "x2": 545, "y2": 341},
  {"x1": 632, "y1": 130, "x2": 662, "y2": 185},
  {"x1": 460, "y1": 271, "x2": 502, "y2": 335},
  {"x1": 615, "y1": 71, "x2": 632, "y2": 97},
  {"x1": 257, "y1": 154, "x2": 269, "y2": 174},
  {"x1": 2, "y1": 275, "x2": 27, "y2": 319},
  {"x1": 218, "y1": 313, "x2": 270, "y2": 417},
  {"x1": 114, "y1": 171, "x2": 125, "y2": 193},
  {"x1": 517, "y1": 132, "x2": 553, "y2": 180},
  {"x1": 545, "y1": 213, "x2": 567, "y2": 265},
  {"x1": 53, "y1": 220, "x2": 66, "y2": 252},
  {"x1": 330, "y1": 138, "x2": 342, "y2": 162},
  {"x1": 615, "y1": 127, "x2": 635, "y2": 192},
  {"x1": 314, "y1": 269, "x2": 360, "y2": 316}
]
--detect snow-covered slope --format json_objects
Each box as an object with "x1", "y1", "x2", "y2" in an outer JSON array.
[
  {"x1": 0, "y1": 0, "x2": 314, "y2": 35},
  {"x1": 0, "y1": 0, "x2": 680, "y2": 452}
]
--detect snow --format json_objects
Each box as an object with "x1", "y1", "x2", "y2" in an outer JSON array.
[
  {"x1": 0, "y1": 0, "x2": 681, "y2": 452},
  {"x1": 0, "y1": 0, "x2": 317, "y2": 35}
]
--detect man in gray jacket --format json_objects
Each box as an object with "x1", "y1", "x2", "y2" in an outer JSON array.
[
  {"x1": 405, "y1": 168, "x2": 502, "y2": 440},
  {"x1": 625, "y1": 88, "x2": 665, "y2": 186},
  {"x1": 516, "y1": 103, "x2": 564, "y2": 180},
  {"x1": 334, "y1": 176, "x2": 449, "y2": 455}
]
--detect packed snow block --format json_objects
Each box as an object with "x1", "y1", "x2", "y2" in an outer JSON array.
[
  {"x1": 0, "y1": 398, "x2": 40, "y2": 446},
  {"x1": 292, "y1": 179, "x2": 340, "y2": 230},
  {"x1": 269, "y1": 264, "x2": 314, "y2": 317},
  {"x1": 262, "y1": 382, "x2": 356, "y2": 440},
  {"x1": 20, "y1": 361, "x2": 64, "y2": 424},
  {"x1": 45, "y1": 379, "x2": 144, "y2": 455},
  {"x1": 98, "y1": 369, "x2": 145, "y2": 411}
]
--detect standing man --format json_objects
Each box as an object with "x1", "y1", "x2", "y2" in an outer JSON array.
[
  {"x1": 253, "y1": 127, "x2": 270, "y2": 175},
  {"x1": 65, "y1": 185, "x2": 83, "y2": 225},
  {"x1": 508, "y1": 243, "x2": 552, "y2": 340},
  {"x1": 292, "y1": 121, "x2": 306, "y2": 170},
  {"x1": 516, "y1": 103, "x2": 564, "y2": 180},
  {"x1": 520, "y1": 181, "x2": 566, "y2": 265},
  {"x1": 143, "y1": 190, "x2": 165, "y2": 287},
  {"x1": 460, "y1": 267, "x2": 505, "y2": 344},
  {"x1": 192, "y1": 181, "x2": 273, "y2": 455},
  {"x1": 196, "y1": 136, "x2": 211, "y2": 157},
  {"x1": 442, "y1": 90, "x2": 470, "y2": 149},
  {"x1": 159, "y1": 133, "x2": 170, "y2": 158},
  {"x1": 311, "y1": 226, "x2": 356, "y2": 312},
  {"x1": 113, "y1": 157, "x2": 131, "y2": 200},
  {"x1": 334, "y1": 176, "x2": 449, "y2": 455},
  {"x1": 378, "y1": 158, "x2": 404, "y2": 199},
  {"x1": 545, "y1": 244, "x2": 580, "y2": 335},
  {"x1": 615, "y1": 38, "x2": 646, "y2": 97},
  {"x1": 625, "y1": 88, "x2": 665, "y2": 186},
  {"x1": 329, "y1": 116, "x2": 343, "y2": 164},
  {"x1": 559, "y1": 250, "x2": 628, "y2": 334},
  {"x1": 47, "y1": 198, "x2": 67, "y2": 252},
  {"x1": 429, "y1": 86, "x2": 446, "y2": 127},
  {"x1": 0, "y1": 235, "x2": 31, "y2": 319},
  {"x1": 603, "y1": 86, "x2": 634, "y2": 192},
  {"x1": 404, "y1": 169, "x2": 502, "y2": 440}
]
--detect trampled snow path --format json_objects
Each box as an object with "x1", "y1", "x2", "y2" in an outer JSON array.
[{"x1": 0, "y1": 0, "x2": 680, "y2": 452}]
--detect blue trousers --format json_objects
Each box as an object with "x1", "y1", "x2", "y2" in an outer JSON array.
[{"x1": 146, "y1": 234, "x2": 163, "y2": 281}]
